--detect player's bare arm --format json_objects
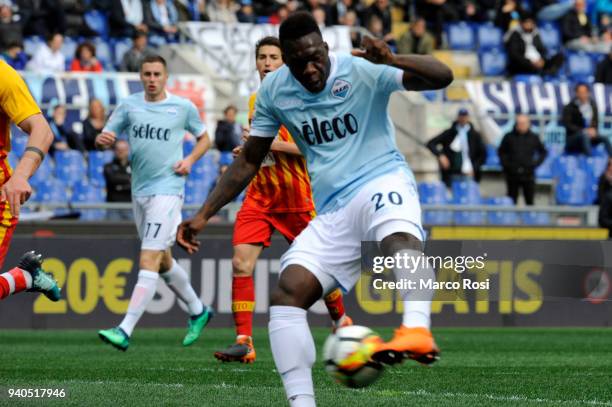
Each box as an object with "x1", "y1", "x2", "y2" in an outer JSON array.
[
  {"x1": 351, "y1": 36, "x2": 454, "y2": 91},
  {"x1": 174, "y1": 131, "x2": 212, "y2": 175},
  {"x1": 270, "y1": 140, "x2": 301, "y2": 156},
  {"x1": 1, "y1": 113, "x2": 53, "y2": 217},
  {"x1": 177, "y1": 135, "x2": 274, "y2": 253}
]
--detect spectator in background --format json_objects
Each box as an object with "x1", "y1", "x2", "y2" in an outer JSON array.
[
  {"x1": 214, "y1": 105, "x2": 242, "y2": 152},
  {"x1": 0, "y1": 4, "x2": 23, "y2": 51},
  {"x1": 1, "y1": 42, "x2": 28, "y2": 70},
  {"x1": 63, "y1": 0, "x2": 97, "y2": 37},
  {"x1": 364, "y1": 0, "x2": 393, "y2": 38},
  {"x1": 397, "y1": 17, "x2": 435, "y2": 55},
  {"x1": 48, "y1": 104, "x2": 86, "y2": 155},
  {"x1": 104, "y1": 139, "x2": 132, "y2": 202},
  {"x1": 505, "y1": 14, "x2": 564, "y2": 76},
  {"x1": 70, "y1": 42, "x2": 103, "y2": 72},
  {"x1": 598, "y1": 159, "x2": 612, "y2": 237},
  {"x1": 268, "y1": 3, "x2": 289, "y2": 24},
  {"x1": 236, "y1": 0, "x2": 256, "y2": 23},
  {"x1": 498, "y1": 115, "x2": 547, "y2": 205},
  {"x1": 415, "y1": 0, "x2": 460, "y2": 47},
  {"x1": 331, "y1": 0, "x2": 360, "y2": 26},
  {"x1": 494, "y1": 0, "x2": 525, "y2": 32},
  {"x1": 312, "y1": 6, "x2": 326, "y2": 29},
  {"x1": 207, "y1": 0, "x2": 238, "y2": 23},
  {"x1": 110, "y1": 0, "x2": 149, "y2": 37},
  {"x1": 426, "y1": 108, "x2": 487, "y2": 187},
  {"x1": 17, "y1": 0, "x2": 66, "y2": 36},
  {"x1": 120, "y1": 31, "x2": 155, "y2": 72},
  {"x1": 563, "y1": 83, "x2": 612, "y2": 156},
  {"x1": 562, "y1": 0, "x2": 610, "y2": 53},
  {"x1": 26, "y1": 32, "x2": 65, "y2": 73},
  {"x1": 461, "y1": 0, "x2": 488, "y2": 23},
  {"x1": 300, "y1": 0, "x2": 333, "y2": 26},
  {"x1": 82, "y1": 99, "x2": 107, "y2": 151},
  {"x1": 597, "y1": 158, "x2": 612, "y2": 204},
  {"x1": 595, "y1": 48, "x2": 612, "y2": 84},
  {"x1": 366, "y1": 15, "x2": 386, "y2": 42},
  {"x1": 534, "y1": 0, "x2": 572, "y2": 21},
  {"x1": 145, "y1": 0, "x2": 179, "y2": 36},
  {"x1": 343, "y1": 10, "x2": 362, "y2": 48}
]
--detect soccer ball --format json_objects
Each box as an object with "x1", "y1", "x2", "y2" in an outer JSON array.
[{"x1": 322, "y1": 325, "x2": 384, "y2": 388}]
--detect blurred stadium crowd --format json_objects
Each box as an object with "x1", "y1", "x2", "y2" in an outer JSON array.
[{"x1": 1, "y1": 0, "x2": 612, "y2": 230}]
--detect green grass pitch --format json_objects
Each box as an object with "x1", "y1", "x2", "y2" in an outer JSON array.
[{"x1": 1, "y1": 328, "x2": 611, "y2": 406}]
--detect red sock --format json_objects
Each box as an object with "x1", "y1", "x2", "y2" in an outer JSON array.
[
  {"x1": 0, "y1": 268, "x2": 30, "y2": 300},
  {"x1": 324, "y1": 288, "x2": 346, "y2": 322},
  {"x1": 232, "y1": 276, "x2": 254, "y2": 337}
]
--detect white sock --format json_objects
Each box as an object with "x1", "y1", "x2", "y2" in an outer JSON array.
[
  {"x1": 269, "y1": 306, "x2": 316, "y2": 405},
  {"x1": 394, "y1": 249, "x2": 434, "y2": 329},
  {"x1": 119, "y1": 270, "x2": 159, "y2": 336},
  {"x1": 160, "y1": 259, "x2": 203, "y2": 316}
]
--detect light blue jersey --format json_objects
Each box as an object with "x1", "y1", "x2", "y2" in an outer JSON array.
[
  {"x1": 103, "y1": 92, "x2": 206, "y2": 196},
  {"x1": 250, "y1": 53, "x2": 414, "y2": 214}
]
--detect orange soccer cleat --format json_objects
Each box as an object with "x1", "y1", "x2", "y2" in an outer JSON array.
[
  {"x1": 372, "y1": 326, "x2": 440, "y2": 366},
  {"x1": 214, "y1": 336, "x2": 257, "y2": 364}
]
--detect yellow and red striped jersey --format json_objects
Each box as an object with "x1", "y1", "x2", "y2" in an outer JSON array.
[
  {"x1": 243, "y1": 92, "x2": 314, "y2": 213},
  {"x1": 0, "y1": 61, "x2": 40, "y2": 156}
]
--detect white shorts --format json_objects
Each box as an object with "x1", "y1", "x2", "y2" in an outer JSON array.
[
  {"x1": 280, "y1": 169, "x2": 425, "y2": 293},
  {"x1": 133, "y1": 194, "x2": 183, "y2": 251}
]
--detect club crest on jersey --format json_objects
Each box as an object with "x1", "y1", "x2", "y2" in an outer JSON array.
[
  {"x1": 331, "y1": 79, "x2": 351, "y2": 99},
  {"x1": 166, "y1": 107, "x2": 178, "y2": 116}
]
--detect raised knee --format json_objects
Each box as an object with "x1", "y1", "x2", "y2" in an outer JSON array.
[{"x1": 270, "y1": 285, "x2": 295, "y2": 307}]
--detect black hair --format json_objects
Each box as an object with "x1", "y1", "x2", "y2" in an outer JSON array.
[
  {"x1": 132, "y1": 30, "x2": 148, "y2": 41},
  {"x1": 575, "y1": 82, "x2": 590, "y2": 92},
  {"x1": 140, "y1": 54, "x2": 167, "y2": 69},
  {"x1": 224, "y1": 105, "x2": 237, "y2": 114},
  {"x1": 279, "y1": 11, "x2": 321, "y2": 47},
  {"x1": 75, "y1": 41, "x2": 96, "y2": 59},
  {"x1": 255, "y1": 36, "x2": 281, "y2": 58}
]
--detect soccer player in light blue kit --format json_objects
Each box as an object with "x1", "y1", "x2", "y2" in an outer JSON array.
[
  {"x1": 96, "y1": 55, "x2": 214, "y2": 351},
  {"x1": 178, "y1": 13, "x2": 453, "y2": 405}
]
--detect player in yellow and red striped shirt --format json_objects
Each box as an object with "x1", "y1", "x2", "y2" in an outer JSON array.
[
  {"x1": 213, "y1": 37, "x2": 351, "y2": 364},
  {"x1": 0, "y1": 60, "x2": 60, "y2": 302}
]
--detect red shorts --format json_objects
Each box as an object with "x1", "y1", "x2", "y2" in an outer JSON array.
[
  {"x1": 0, "y1": 157, "x2": 17, "y2": 268},
  {"x1": 232, "y1": 206, "x2": 314, "y2": 247}
]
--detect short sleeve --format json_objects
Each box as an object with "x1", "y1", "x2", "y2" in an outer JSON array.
[
  {"x1": 185, "y1": 101, "x2": 207, "y2": 138},
  {"x1": 249, "y1": 86, "x2": 281, "y2": 138},
  {"x1": 353, "y1": 56, "x2": 404, "y2": 95},
  {"x1": 103, "y1": 103, "x2": 129, "y2": 135},
  {"x1": 0, "y1": 63, "x2": 41, "y2": 125}
]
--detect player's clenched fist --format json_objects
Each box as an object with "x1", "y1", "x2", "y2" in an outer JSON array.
[
  {"x1": 177, "y1": 216, "x2": 207, "y2": 254},
  {"x1": 95, "y1": 131, "x2": 116, "y2": 150},
  {"x1": 351, "y1": 36, "x2": 394, "y2": 65}
]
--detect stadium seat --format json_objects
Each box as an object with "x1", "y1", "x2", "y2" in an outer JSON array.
[
  {"x1": 553, "y1": 154, "x2": 582, "y2": 181},
  {"x1": 31, "y1": 179, "x2": 68, "y2": 204},
  {"x1": 477, "y1": 23, "x2": 503, "y2": 50},
  {"x1": 418, "y1": 181, "x2": 448, "y2": 204},
  {"x1": 29, "y1": 156, "x2": 55, "y2": 189},
  {"x1": 566, "y1": 51, "x2": 594, "y2": 82},
  {"x1": 84, "y1": 11, "x2": 110, "y2": 39},
  {"x1": 556, "y1": 166, "x2": 590, "y2": 205},
  {"x1": 512, "y1": 74, "x2": 543, "y2": 84},
  {"x1": 484, "y1": 144, "x2": 501, "y2": 169},
  {"x1": 7, "y1": 153, "x2": 18, "y2": 170},
  {"x1": 584, "y1": 155, "x2": 609, "y2": 203},
  {"x1": 484, "y1": 196, "x2": 519, "y2": 225},
  {"x1": 71, "y1": 182, "x2": 106, "y2": 220},
  {"x1": 23, "y1": 36, "x2": 42, "y2": 56},
  {"x1": 183, "y1": 139, "x2": 196, "y2": 157},
  {"x1": 219, "y1": 152, "x2": 233, "y2": 167},
  {"x1": 451, "y1": 179, "x2": 481, "y2": 202},
  {"x1": 479, "y1": 48, "x2": 507, "y2": 76},
  {"x1": 447, "y1": 22, "x2": 475, "y2": 51},
  {"x1": 61, "y1": 37, "x2": 78, "y2": 61},
  {"x1": 10, "y1": 126, "x2": 28, "y2": 157},
  {"x1": 88, "y1": 150, "x2": 114, "y2": 186},
  {"x1": 538, "y1": 22, "x2": 561, "y2": 51},
  {"x1": 54, "y1": 150, "x2": 87, "y2": 187},
  {"x1": 93, "y1": 38, "x2": 113, "y2": 67},
  {"x1": 148, "y1": 35, "x2": 167, "y2": 47},
  {"x1": 522, "y1": 211, "x2": 551, "y2": 225}
]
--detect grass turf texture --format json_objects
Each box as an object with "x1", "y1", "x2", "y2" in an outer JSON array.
[{"x1": 0, "y1": 328, "x2": 611, "y2": 406}]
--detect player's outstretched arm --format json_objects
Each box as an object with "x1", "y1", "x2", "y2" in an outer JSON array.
[
  {"x1": 177, "y1": 135, "x2": 274, "y2": 254},
  {"x1": 174, "y1": 132, "x2": 212, "y2": 175},
  {"x1": 1, "y1": 113, "x2": 53, "y2": 217},
  {"x1": 352, "y1": 36, "x2": 453, "y2": 91}
]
